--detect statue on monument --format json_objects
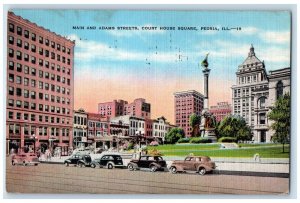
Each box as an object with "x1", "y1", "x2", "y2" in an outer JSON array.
[
  {"x1": 201, "y1": 53, "x2": 209, "y2": 69},
  {"x1": 199, "y1": 109, "x2": 217, "y2": 137}
]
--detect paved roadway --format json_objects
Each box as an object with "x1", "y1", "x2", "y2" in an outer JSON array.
[{"x1": 6, "y1": 161, "x2": 289, "y2": 195}]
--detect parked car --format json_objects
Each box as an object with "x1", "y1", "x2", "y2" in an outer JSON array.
[
  {"x1": 64, "y1": 154, "x2": 92, "y2": 167},
  {"x1": 169, "y1": 156, "x2": 216, "y2": 175},
  {"x1": 127, "y1": 155, "x2": 167, "y2": 172},
  {"x1": 11, "y1": 153, "x2": 39, "y2": 166},
  {"x1": 91, "y1": 154, "x2": 124, "y2": 169}
]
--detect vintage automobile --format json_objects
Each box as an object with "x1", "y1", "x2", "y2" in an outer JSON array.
[
  {"x1": 90, "y1": 154, "x2": 124, "y2": 169},
  {"x1": 11, "y1": 153, "x2": 39, "y2": 166},
  {"x1": 127, "y1": 155, "x2": 167, "y2": 172},
  {"x1": 64, "y1": 154, "x2": 92, "y2": 167},
  {"x1": 169, "y1": 156, "x2": 216, "y2": 175}
]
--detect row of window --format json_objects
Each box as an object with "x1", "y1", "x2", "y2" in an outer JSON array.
[
  {"x1": 74, "y1": 116, "x2": 87, "y2": 126},
  {"x1": 8, "y1": 74, "x2": 71, "y2": 94},
  {"x1": 88, "y1": 121, "x2": 108, "y2": 129},
  {"x1": 8, "y1": 59, "x2": 71, "y2": 77},
  {"x1": 8, "y1": 123, "x2": 70, "y2": 137},
  {"x1": 8, "y1": 48, "x2": 72, "y2": 66},
  {"x1": 8, "y1": 111, "x2": 71, "y2": 125},
  {"x1": 8, "y1": 24, "x2": 71, "y2": 55},
  {"x1": 7, "y1": 99, "x2": 71, "y2": 115}
]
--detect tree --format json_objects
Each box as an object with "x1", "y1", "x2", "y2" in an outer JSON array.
[
  {"x1": 165, "y1": 127, "x2": 185, "y2": 144},
  {"x1": 189, "y1": 113, "x2": 201, "y2": 137},
  {"x1": 217, "y1": 115, "x2": 252, "y2": 141},
  {"x1": 268, "y1": 93, "x2": 290, "y2": 153}
]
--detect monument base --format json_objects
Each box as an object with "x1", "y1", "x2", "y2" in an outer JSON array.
[{"x1": 202, "y1": 128, "x2": 217, "y2": 143}]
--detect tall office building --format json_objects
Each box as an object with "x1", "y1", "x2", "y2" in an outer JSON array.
[
  {"x1": 174, "y1": 90, "x2": 204, "y2": 137},
  {"x1": 231, "y1": 45, "x2": 290, "y2": 142},
  {"x1": 6, "y1": 12, "x2": 75, "y2": 154}
]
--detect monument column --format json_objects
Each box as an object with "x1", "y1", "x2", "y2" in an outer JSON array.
[{"x1": 202, "y1": 68, "x2": 211, "y2": 110}]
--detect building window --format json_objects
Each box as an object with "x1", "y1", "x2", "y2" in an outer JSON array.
[
  {"x1": 16, "y1": 63, "x2": 22, "y2": 72},
  {"x1": 259, "y1": 113, "x2": 266, "y2": 125},
  {"x1": 16, "y1": 76, "x2": 22, "y2": 84},
  {"x1": 39, "y1": 92, "x2": 43, "y2": 99},
  {"x1": 45, "y1": 39, "x2": 49, "y2": 46},
  {"x1": 39, "y1": 115, "x2": 43, "y2": 122},
  {"x1": 276, "y1": 81, "x2": 284, "y2": 99},
  {"x1": 39, "y1": 36, "x2": 43, "y2": 44},
  {"x1": 39, "y1": 81, "x2": 43, "y2": 89},
  {"x1": 45, "y1": 61, "x2": 49, "y2": 68},
  {"x1": 51, "y1": 52, "x2": 55, "y2": 60},
  {"x1": 67, "y1": 48, "x2": 71, "y2": 55},
  {"x1": 8, "y1": 111, "x2": 13, "y2": 119},
  {"x1": 16, "y1": 51, "x2": 22, "y2": 60},
  {"x1": 24, "y1": 101, "x2": 29, "y2": 109},
  {"x1": 24, "y1": 42, "x2": 29, "y2": 50},
  {"x1": 31, "y1": 79, "x2": 36, "y2": 87},
  {"x1": 24, "y1": 54, "x2": 29, "y2": 61},
  {"x1": 39, "y1": 47, "x2": 43, "y2": 55},
  {"x1": 258, "y1": 97, "x2": 266, "y2": 108},
  {"x1": 39, "y1": 70, "x2": 43, "y2": 78},
  {"x1": 24, "y1": 77, "x2": 29, "y2": 86},
  {"x1": 24, "y1": 89, "x2": 29, "y2": 98},
  {"x1": 9, "y1": 61, "x2": 14, "y2": 70},
  {"x1": 9, "y1": 74, "x2": 14, "y2": 82},
  {"x1": 8, "y1": 99, "x2": 14, "y2": 107},
  {"x1": 17, "y1": 38, "x2": 22, "y2": 47},
  {"x1": 51, "y1": 41, "x2": 55, "y2": 48},
  {"x1": 31, "y1": 91, "x2": 36, "y2": 99},
  {"x1": 31, "y1": 56, "x2": 36, "y2": 64},
  {"x1": 9, "y1": 48, "x2": 14, "y2": 57},
  {"x1": 31, "y1": 103, "x2": 36, "y2": 110},
  {"x1": 8, "y1": 86, "x2": 14, "y2": 95},
  {"x1": 9, "y1": 23, "x2": 14, "y2": 32},
  {"x1": 31, "y1": 44, "x2": 36, "y2": 52},
  {"x1": 9, "y1": 36, "x2": 14, "y2": 44},
  {"x1": 31, "y1": 114, "x2": 36, "y2": 121},
  {"x1": 17, "y1": 26, "x2": 22, "y2": 35},
  {"x1": 31, "y1": 68, "x2": 36, "y2": 76},
  {"x1": 24, "y1": 30, "x2": 29, "y2": 38},
  {"x1": 16, "y1": 100, "x2": 22, "y2": 108},
  {"x1": 39, "y1": 59, "x2": 43, "y2": 66},
  {"x1": 31, "y1": 33, "x2": 36, "y2": 41}
]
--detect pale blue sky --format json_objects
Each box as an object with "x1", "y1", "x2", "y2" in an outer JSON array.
[{"x1": 10, "y1": 10, "x2": 291, "y2": 120}]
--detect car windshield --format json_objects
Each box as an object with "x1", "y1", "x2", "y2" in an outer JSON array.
[{"x1": 154, "y1": 156, "x2": 162, "y2": 161}]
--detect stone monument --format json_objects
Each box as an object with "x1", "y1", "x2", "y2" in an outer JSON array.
[{"x1": 199, "y1": 54, "x2": 217, "y2": 142}]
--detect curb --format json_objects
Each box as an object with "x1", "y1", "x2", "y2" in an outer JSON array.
[
  {"x1": 215, "y1": 170, "x2": 289, "y2": 178},
  {"x1": 39, "y1": 161, "x2": 289, "y2": 178}
]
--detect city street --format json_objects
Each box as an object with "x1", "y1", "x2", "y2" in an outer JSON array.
[{"x1": 6, "y1": 159, "x2": 289, "y2": 195}]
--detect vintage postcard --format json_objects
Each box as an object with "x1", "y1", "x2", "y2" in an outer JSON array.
[{"x1": 5, "y1": 9, "x2": 291, "y2": 195}]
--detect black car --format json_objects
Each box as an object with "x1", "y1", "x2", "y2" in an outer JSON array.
[
  {"x1": 90, "y1": 154, "x2": 124, "y2": 169},
  {"x1": 64, "y1": 154, "x2": 92, "y2": 167},
  {"x1": 127, "y1": 155, "x2": 167, "y2": 172}
]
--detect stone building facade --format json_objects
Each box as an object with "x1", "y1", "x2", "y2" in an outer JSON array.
[{"x1": 232, "y1": 45, "x2": 290, "y2": 142}]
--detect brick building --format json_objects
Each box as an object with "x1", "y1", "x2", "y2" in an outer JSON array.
[
  {"x1": 174, "y1": 90, "x2": 204, "y2": 137},
  {"x1": 98, "y1": 98, "x2": 151, "y2": 119},
  {"x1": 73, "y1": 109, "x2": 87, "y2": 148},
  {"x1": 209, "y1": 102, "x2": 232, "y2": 122},
  {"x1": 6, "y1": 12, "x2": 75, "y2": 154}
]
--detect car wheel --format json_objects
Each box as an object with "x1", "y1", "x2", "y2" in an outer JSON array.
[
  {"x1": 107, "y1": 163, "x2": 113, "y2": 169},
  {"x1": 127, "y1": 163, "x2": 134, "y2": 171},
  {"x1": 198, "y1": 167, "x2": 206, "y2": 175},
  {"x1": 170, "y1": 166, "x2": 177, "y2": 174},
  {"x1": 12, "y1": 161, "x2": 15, "y2": 166},
  {"x1": 150, "y1": 165, "x2": 157, "y2": 172},
  {"x1": 34, "y1": 163, "x2": 38, "y2": 166},
  {"x1": 23, "y1": 161, "x2": 26, "y2": 166},
  {"x1": 65, "y1": 162, "x2": 69, "y2": 167},
  {"x1": 91, "y1": 164, "x2": 96, "y2": 168}
]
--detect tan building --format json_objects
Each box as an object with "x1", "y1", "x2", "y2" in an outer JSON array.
[{"x1": 232, "y1": 45, "x2": 290, "y2": 142}]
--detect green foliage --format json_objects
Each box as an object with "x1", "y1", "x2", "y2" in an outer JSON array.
[
  {"x1": 189, "y1": 137, "x2": 212, "y2": 143},
  {"x1": 218, "y1": 137, "x2": 237, "y2": 143},
  {"x1": 165, "y1": 127, "x2": 185, "y2": 144},
  {"x1": 268, "y1": 93, "x2": 290, "y2": 152},
  {"x1": 177, "y1": 137, "x2": 191, "y2": 143},
  {"x1": 126, "y1": 142, "x2": 134, "y2": 150},
  {"x1": 189, "y1": 113, "x2": 201, "y2": 136},
  {"x1": 217, "y1": 115, "x2": 252, "y2": 141}
]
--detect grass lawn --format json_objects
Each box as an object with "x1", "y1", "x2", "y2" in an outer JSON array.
[{"x1": 147, "y1": 143, "x2": 290, "y2": 158}]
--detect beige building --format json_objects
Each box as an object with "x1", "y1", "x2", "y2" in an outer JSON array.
[{"x1": 232, "y1": 45, "x2": 290, "y2": 142}]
